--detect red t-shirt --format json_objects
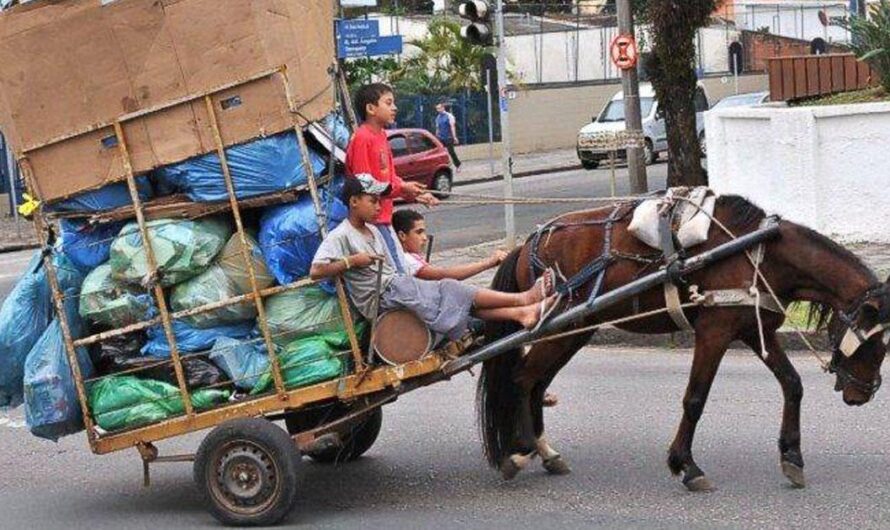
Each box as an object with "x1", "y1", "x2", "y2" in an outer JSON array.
[{"x1": 345, "y1": 123, "x2": 405, "y2": 224}]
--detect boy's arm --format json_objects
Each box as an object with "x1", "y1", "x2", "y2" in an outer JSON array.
[
  {"x1": 310, "y1": 253, "x2": 381, "y2": 280},
  {"x1": 415, "y1": 249, "x2": 507, "y2": 281}
]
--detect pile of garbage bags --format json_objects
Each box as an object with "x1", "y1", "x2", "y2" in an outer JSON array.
[{"x1": 0, "y1": 114, "x2": 364, "y2": 439}]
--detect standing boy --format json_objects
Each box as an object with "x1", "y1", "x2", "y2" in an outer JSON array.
[
  {"x1": 347, "y1": 83, "x2": 438, "y2": 273},
  {"x1": 435, "y1": 101, "x2": 461, "y2": 171}
]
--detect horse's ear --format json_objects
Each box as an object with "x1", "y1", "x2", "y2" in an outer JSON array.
[{"x1": 860, "y1": 299, "x2": 882, "y2": 327}]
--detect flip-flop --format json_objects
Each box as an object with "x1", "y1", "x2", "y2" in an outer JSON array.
[
  {"x1": 537, "y1": 267, "x2": 557, "y2": 299},
  {"x1": 531, "y1": 294, "x2": 560, "y2": 333}
]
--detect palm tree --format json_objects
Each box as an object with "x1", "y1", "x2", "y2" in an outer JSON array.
[{"x1": 394, "y1": 18, "x2": 485, "y2": 94}]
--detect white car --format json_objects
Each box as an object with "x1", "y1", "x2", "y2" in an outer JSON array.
[
  {"x1": 699, "y1": 91, "x2": 769, "y2": 156},
  {"x1": 577, "y1": 82, "x2": 710, "y2": 169}
]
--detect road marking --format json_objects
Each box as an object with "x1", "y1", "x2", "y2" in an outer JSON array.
[{"x1": 0, "y1": 414, "x2": 26, "y2": 429}]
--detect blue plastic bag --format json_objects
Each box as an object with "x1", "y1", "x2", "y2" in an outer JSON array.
[
  {"x1": 258, "y1": 191, "x2": 347, "y2": 294},
  {"x1": 154, "y1": 131, "x2": 328, "y2": 202},
  {"x1": 23, "y1": 297, "x2": 93, "y2": 441},
  {"x1": 208, "y1": 336, "x2": 271, "y2": 391},
  {"x1": 47, "y1": 176, "x2": 152, "y2": 213},
  {"x1": 60, "y1": 219, "x2": 125, "y2": 271},
  {"x1": 0, "y1": 252, "x2": 84, "y2": 408},
  {"x1": 142, "y1": 319, "x2": 255, "y2": 357},
  {"x1": 322, "y1": 112, "x2": 351, "y2": 151}
]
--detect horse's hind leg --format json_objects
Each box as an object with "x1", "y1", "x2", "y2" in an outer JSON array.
[
  {"x1": 741, "y1": 330, "x2": 806, "y2": 488},
  {"x1": 667, "y1": 316, "x2": 735, "y2": 492}
]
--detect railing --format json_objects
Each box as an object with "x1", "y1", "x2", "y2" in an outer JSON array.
[{"x1": 767, "y1": 53, "x2": 877, "y2": 102}]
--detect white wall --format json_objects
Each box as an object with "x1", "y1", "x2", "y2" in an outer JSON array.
[
  {"x1": 731, "y1": 1, "x2": 850, "y2": 42},
  {"x1": 706, "y1": 102, "x2": 890, "y2": 243}
]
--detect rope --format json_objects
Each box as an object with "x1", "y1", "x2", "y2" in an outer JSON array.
[{"x1": 434, "y1": 190, "x2": 643, "y2": 206}]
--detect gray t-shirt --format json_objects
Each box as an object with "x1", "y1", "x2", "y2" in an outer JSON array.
[{"x1": 312, "y1": 220, "x2": 396, "y2": 319}]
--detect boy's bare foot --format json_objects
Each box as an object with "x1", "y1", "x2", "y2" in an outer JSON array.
[
  {"x1": 519, "y1": 295, "x2": 559, "y2": 330},
  {"x1": 522, "y1": 268, "x2": 556, "y2": 305}
]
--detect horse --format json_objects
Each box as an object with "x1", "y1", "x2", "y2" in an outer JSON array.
[{"x1": 478, "y1": 193, "x2": 890, "y2": 491}]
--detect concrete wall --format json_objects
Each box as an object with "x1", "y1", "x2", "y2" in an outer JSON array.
[
  {"x1": 706, "y1": 102, "x2": 890, "y2": 242},
  {"x1": 458, "y1": 73, "x2": 769, "y2": 158}
]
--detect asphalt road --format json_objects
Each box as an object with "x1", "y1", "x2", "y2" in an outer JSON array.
[
  {"x1": 414, "y1": 163, "x2": 668, "y2": 251},
  {"x1": 3, "y1": 349, "x2": 890, "y2": 529}
]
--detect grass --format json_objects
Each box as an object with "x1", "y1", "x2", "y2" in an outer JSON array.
[
  {"x1": 783, "y1": 302, "x2": 816, "y2": 331},
  {"x1": 792, "y1": 86, "x2": 890, "y2": 107}
]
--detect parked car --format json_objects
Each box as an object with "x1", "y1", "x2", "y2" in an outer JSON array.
[
  {"x1": 386, "y1": 128, "x2": 453, "y2": 197},
  {"x1": 576, "y1": 82, "x2": 710, "y2": 169},
  {"x1": 700, "y1": 91, "x2": 770, "y2": 155}
]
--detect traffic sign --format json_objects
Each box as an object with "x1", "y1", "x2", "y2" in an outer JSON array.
[
  {"x1": 336, "y1": 19, "x2": 404, "y2": 59},
  {"x1": 610, "y1": 34, "x2": 638, "y2": 70}
]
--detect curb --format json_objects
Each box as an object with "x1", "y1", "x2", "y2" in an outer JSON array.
[
  {"x1": 454, "y1": 163, "x2": 583, "y2": 188},
  {"x1": 0, "y1": 242, "x2": 38, "y2": 254}
]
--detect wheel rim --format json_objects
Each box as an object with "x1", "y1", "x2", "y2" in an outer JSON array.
[
  {"x1": 435, "y1": 174, "x2": 451, "y2": 193},
  {"x1": 209, "y1": 440, "x2": 282, "y2": 516}
]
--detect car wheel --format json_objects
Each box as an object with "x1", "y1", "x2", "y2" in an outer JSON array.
[
  {"x1": 432, "y1": 171, "x2": 452, "y2": 199},
  {"x1": 644, "y1": 139, "x2": 657, "y2": 165},
  {"x1": 699, "y1": 131, "x2": 707, "y2": 157},
  {"x1": 581, "y1": 159, "x2": 599, "y2": 170}
]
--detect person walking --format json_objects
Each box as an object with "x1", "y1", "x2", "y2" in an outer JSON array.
[{"x1": 435, "y1": 101, "x2": 461, "y2": 172}]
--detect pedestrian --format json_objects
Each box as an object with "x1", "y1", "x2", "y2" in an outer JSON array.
[
  {"x1": 346, "y1": 83, "x2": 439, "y2": 273},
  {"x1": 310, "y1": 175, "x2": 557, "y2": 341},
  {"x1": 435, "y1": 101, "x2": 462, "y2": 172}
]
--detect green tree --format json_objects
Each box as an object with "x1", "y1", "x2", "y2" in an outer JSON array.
[
  {"x1": 841, "y1": 0, "x2": 890, "y2": 92},
  {"x1": 393, "y1": 18, "x2": 485, "y2": 94},
  {"x1": 635, "y1": 0, "x2": 716, "y2": 187}
]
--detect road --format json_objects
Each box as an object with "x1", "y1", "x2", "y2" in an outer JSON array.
[{"x1": 416, "y1": 163, "x2": 668, "y2": 251}]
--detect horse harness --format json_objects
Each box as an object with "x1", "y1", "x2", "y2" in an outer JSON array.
[{"x1": 526, "y1": 195, "x2": 783, "y2": 332}]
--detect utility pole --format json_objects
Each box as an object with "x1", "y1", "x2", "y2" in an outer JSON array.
[
  {"x1": 494, "y1": 0, "x2": 515, "y2": 246},
  {"x1": 616, "y1": 0, "x2": 647, "y2": 194}
]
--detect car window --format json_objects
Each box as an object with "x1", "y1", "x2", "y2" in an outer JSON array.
[
  {"x1": 388, "y1": 135, "x2": 410, "y2": 157},
  {"x1": 694, "y1": 88, "x2": 709, "y2": 112},
  {"x1": 409, "y1": 133, "x2": 437, "y2": 153},
  {"x1": 599, "y1": 98, "x2": 655, "y2": 122}
]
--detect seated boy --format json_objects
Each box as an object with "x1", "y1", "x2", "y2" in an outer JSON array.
[
  {"x1": 392, "y1": 208, "x2": 507, "y2": 280},
  {"x1": 310, "y1": 175, "x2": 554, "y2": 342}
]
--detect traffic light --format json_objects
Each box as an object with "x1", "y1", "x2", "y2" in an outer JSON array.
[{"x1": 458, "y1": 1, "x2": 493, "y2": 46}]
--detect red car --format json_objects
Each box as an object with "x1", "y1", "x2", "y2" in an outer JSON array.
[{"x1": 386, "y1": 128, "x2": 453, "y2": 197}]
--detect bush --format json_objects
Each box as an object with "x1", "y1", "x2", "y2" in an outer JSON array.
[{"x1": 842, "y1": 0, "x2": 890, "y2": 92}]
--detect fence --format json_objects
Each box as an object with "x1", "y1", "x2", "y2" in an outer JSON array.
[
  {"x1": 394, "y1": 91, "x2": 501, "y2": 145},
  {"x1": 767, "y1": 53, "x2": 876, "y2": 101}
]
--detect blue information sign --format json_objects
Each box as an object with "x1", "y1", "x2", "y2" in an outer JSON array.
[{"x1": 336, "y1": 19, "x2": 403, "y2": 59}]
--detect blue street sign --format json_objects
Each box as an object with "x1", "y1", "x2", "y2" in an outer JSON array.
[{"x1": 336, "y1": 19, "x2": 403, "y2": 59}]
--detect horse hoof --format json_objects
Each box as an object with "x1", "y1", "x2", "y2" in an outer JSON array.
[
  {"x1": 500, "y1": 457, "x2": 522, "y2": 481},
  {"x1": 684, "y1": 475, "x2": 714, "y2": 492},
  {"x1": 781, "y1": 461, "x2": 806, "y2": 488},
  {"x1": 543, "y1": 457, "x2": 571, "y2": 475}
]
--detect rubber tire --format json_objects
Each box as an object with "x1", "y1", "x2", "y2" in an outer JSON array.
[
  {"x1": 581, "y1": 159, "x2": 600, "y2": 170},
  {"x1": 644, "y1": 139, "x2": 657, "y2": 165},
  {"x1": 194, "y1": 418, "x2": 300, "y2": 527},
  {"x1": 432, "y1": 171, "x2": 452, "y2": 199},
  {"x1": 285, "y1": 405, "x2": 383, "y2": 465}
]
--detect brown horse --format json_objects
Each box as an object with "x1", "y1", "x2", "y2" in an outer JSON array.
[{"x1": 478, "y1": 194, "x2": 890, "y2": 491}]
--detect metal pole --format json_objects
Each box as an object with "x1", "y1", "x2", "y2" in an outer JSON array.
[
  {"x1": 485, "y1": 69, "x2": 496, "y2": 180},
  {"x1": 733, "y1": 53, "x2": 739, "y2": 95},
  {"x1": 616, "y1": 0, "x2": 647, "y2": 194},
  {"x1": 495, "y1": 0, "x2": 515, "y2": 247}
]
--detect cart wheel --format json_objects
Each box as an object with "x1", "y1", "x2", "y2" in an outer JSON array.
[
  {"x1": 285, "y1": 404, "x2": 383, "y2": 464},
  {"x1": 194, "y1": 418, "x2": 300, "y2": 527}
]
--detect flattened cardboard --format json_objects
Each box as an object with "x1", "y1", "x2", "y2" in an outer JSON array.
[{"x1": 0, "y1": 0, "x2": 334, "y2": 202}]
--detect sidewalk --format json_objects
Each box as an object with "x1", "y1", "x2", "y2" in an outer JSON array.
[
  {"x1": 453, "y1": 147, "x2": 580, "y2": 185},
  {"x1": 0, "y1": 216, "x2": 36, "y2": 253}
]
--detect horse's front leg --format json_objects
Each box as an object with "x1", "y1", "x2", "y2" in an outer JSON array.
[
  {"x1": 742, "y1": 331, "x2": 806, "y2": 488},
  {"x1": 667, "y1": 317, "x2": 735, "y2": 491}
]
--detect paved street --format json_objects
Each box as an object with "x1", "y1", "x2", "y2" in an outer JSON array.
[{"x1": 2, "y1": 348, "x2": 890, "y2": 529}]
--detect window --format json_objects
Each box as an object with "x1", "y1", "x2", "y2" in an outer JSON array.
[
  {"x1": 409, "y1": 133, "x2": 437, "y2": 153},
  {"x1": 694, "y1": 88, "x2": 710, "y2": 112},
  {"x1": 388, "y1": 135, "x2": 409, "y2": 157},
  {"x1": 598, "y1": 98, "x2": 655, "y2": 122}
]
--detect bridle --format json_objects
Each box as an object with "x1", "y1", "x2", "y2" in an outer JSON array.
[{"x1": 828, "y1": 284, "x2": 890, "y2": 397}]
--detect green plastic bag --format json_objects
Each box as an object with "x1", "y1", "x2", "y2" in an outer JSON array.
[
  {"x1": 251, "y1": 336, "x2": 344, "y2": 395},
  {"x1": 109, "y1": 217, "x2": 231, "y2": 287},
  {"x1": 265, "y1": 285, "x2": 364, "y2": 348},
  {"x1": 88, "y1": 375, "x2": 230, "y2": 431},
  {"x1": 218, "y1": 233, "x2": 275, "y2": 294},
  {"x1": 79, "y1": 264, "x2": 153, "y2": 327},
  {"x1": 170, "y1": 265, "x2": 257, "y2": 328}
]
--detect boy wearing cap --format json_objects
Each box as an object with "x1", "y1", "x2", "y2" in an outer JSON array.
[{"x1": 311, "y1": 176, "x2": 555, "y2": 342}]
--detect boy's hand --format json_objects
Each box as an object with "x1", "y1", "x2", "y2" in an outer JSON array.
[
  {"x1": 350, "y1": 253, "x2": 383, "y2": 269},
  {"x1": 401, "y1": 181, "x2": 427, "y2": 199},
  {"x1": 488, "y1": 249, "x2": 508, "y2": 266},
  {"x1": 415, "y1": 192, "x2": 440, "y2": 207}
]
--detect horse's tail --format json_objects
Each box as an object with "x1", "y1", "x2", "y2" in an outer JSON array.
[{"x1": 476, "y1": 246, "x2": 525, "y2": 468}]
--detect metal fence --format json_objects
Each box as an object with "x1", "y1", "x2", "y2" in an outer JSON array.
[{"x1": 394, "y1": 90, "x2": 502, "y2": 145}]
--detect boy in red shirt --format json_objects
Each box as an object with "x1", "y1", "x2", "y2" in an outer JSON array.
[{"x1": 346, "y1": 83, "x2": 438, "y2": 273}]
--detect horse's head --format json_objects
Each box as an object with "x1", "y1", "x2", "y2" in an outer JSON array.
[{"x1": 827, "y1": 280, "x2": 890, "y2": 405}]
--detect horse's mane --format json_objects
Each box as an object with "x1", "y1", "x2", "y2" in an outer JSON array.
[{"x1": 716, "y1": 194, "x2": 876, "y2": 331}]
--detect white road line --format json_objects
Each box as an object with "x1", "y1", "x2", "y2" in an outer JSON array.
[{"x1": 0, "y1": 416, "x2": 26, "y2": 429}]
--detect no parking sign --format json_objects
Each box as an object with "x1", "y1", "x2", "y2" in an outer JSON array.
[{"x1": 610, "y1": 34, "x2": 638, "y2": 71}]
